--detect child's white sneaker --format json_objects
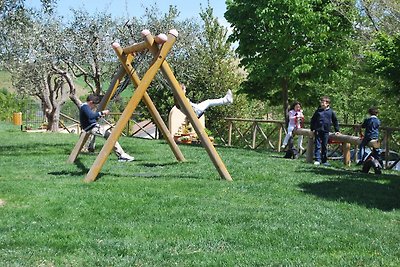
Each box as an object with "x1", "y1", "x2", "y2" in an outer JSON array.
[
  {"x1": 118, "y1": 153, "x2": 135, "y2": 162},
  {"x1": 225, "y1": 89, "x2": 233, "y2": 104}
]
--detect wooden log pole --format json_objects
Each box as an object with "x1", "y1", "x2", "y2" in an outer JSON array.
[
  {"x1": 84, "y1": 31, "x2": 177, "y2": 182},
  {"x1": 306, "y1": 136, "x2": 314, "y2": 163},
  {"x1": 122, "y1": 41, "x2": 148, "y2": 54},
  {"x1": 228, "y1": 120, "x2": 233, "y2": 146},
  {"x1": 343, "y1": 142, "x2": 351, "y2": 166},
  {"x1": 142, "y1": 30, "x2": 232, "y2": 181},
  {"x1": 252, "y1": 122, "x2": 257, "y2": 149}
]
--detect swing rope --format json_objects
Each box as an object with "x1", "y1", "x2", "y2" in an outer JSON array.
[{"x1": 111, "y1": 50, "x2": 149, "y2": 100}]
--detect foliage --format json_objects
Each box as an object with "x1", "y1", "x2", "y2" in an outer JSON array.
[
  {"x1": 0, "y1": 122, "x2": 399, "y2": 266},
  {"x1": 365, "y1": 33, "x2": 400, "y2": 102},
  {"x1": 189, "y1": 6, "x2": 250, "y2": 135},
  {"x1": 64, "y1": 9, "x2": 121, "y2": 95},
  {"x1": 225, "y1": 0, "x2": 355, "y2": 120},
  {"x1": 355, "y1": 0, "x2": 400, "y2": 35},
  {"x1": 0, "y1": 1, "x2": 81, "y2": 131},
  {"x1": 0, "y1": 89, "x2": 29, "y2": 121}
]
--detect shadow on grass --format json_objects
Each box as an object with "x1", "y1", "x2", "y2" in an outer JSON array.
[
  {"x1": 48, "y1": 158, "x2": 104, "y2": 180},
  {"x1": 299, "y1": 167, "x2": 400, "y2": 211},
  {"x1": 138, "y1": 161, "x2": 182, "y2": 168},
  {"x1": 49, "y1": 159, "x2": 201, "y2": 180}
]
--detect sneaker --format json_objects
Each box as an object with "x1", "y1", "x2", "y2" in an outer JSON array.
[
  {"x1": 118, "y1": 153, "x2": 135, "y2": 162},
  {"x1": 281, "y1": 144, "x2": 286, "y2": 149},
  {"x1": 314, "y1": 161, "x2": 320, "y2": 165},
  {"x1": 225, "y1": 89, "x2": 234, "y2": 104},
  {"x1": 322, "y1": 162, "x2": 331, "y2": 166}
]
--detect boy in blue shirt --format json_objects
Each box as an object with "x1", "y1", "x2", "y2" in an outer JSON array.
[
  {"x1": 79, "y1": 94, "x2": 134, "y2": 162},
  {"x1": 357, "y1": 107, "x2": 380, "y2": 164},
  {"x1": 310, "y1": 96, "x2": 340, "y2": 166}
]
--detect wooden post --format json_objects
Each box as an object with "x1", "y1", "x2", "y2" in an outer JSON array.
[
  {"x1": 384, "y1": 129, "x2": 391, "y2": 169},
  {"x1": 141, "y1": 92, "x2": 186, "y2": 162},
  {"x1": 228, "y1": 120, "x2": 232, "y2": 146},
  {"x1": 342, "y1": 142, "x2": 351, "y2": 166},
  {"x1": 306, "y1": 136, "x2": 314, "y2": 163},
  {"x1": 142, "y1": 30, "x2": 232, "y2": 181},
  {"x1": 84, "y1": 31, "x2": 177, "y2": 182},
  {"x1": 278, "y1": 124, "x2": 283, "y2": 152},
  {"x1": 121, "y1": 48, "x2": 186, "y2": 162},
  {"x1": 252, "y1": 122, "x2": 257, "y2": 149}
]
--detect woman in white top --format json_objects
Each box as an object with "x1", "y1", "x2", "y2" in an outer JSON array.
[{"x1": 282, "y1": 101, "x2": 304, "y2": 150}]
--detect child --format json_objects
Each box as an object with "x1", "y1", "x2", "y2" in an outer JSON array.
[
  {"x1": 79, "y1": 94, "x2": 134, "y2": 162},
  {"x1": 176, "y1": 83, "x2": 233, "y2": 118},
  {"x1": 357, "y1": 107, "x2": 380, "y2": 164},
  {"x1": 310, "y1": 96, "x2": 340, "y2": 166},
  {"x1": 281, "y1": 101, "x2": 305, "y2": 150}
]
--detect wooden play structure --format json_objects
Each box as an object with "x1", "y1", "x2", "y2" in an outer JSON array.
[
  {"x1": 168, "y1": 106, "x2": 205, "y2": 144},
  {"x1": 68, "y1": 29, "x2": 232, "y2": 182},
  {"x1": 293, "y1": 128, "x2": 380, "y2": 166}
]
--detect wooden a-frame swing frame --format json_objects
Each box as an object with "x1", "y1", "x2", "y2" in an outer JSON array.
[{"x1": 67, "y1": 29, "x2": 232, "y2": 182}]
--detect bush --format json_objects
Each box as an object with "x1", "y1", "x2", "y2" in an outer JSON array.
[{"x1": 0, "y1": 89, "x2": 29, "y2": 122}]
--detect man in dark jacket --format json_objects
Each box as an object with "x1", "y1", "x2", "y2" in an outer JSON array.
[{"x1": 310, "y1": 96, "x2": 340, "y2": 166}]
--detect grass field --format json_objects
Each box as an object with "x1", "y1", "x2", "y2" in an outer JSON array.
[{"x1": 0, "y1": 122, "x2": 399, "y2": 266}]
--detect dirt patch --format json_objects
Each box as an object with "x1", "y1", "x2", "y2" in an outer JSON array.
[{"x1": 0, "y1": 199, "x2": 6, "y2": 207}]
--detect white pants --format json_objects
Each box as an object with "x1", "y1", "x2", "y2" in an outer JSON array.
[
  {"x1": 190, "y1": 97, "x2": 228, "y2": 117},
  {"x1": 283, "y1": 125, "x2": 303, "y2": 148},
  {"x1": 87, "y1": 124, "x2": 125, "y2": 157}
]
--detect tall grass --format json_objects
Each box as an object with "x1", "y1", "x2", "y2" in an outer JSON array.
[{"x1": 0, "y1": 122, "x2": 399, "y2": 266}]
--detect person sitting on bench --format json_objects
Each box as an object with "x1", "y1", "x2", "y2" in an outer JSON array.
[{"x1": 357, "y1": 107, "x2": 380, "y2": 165}]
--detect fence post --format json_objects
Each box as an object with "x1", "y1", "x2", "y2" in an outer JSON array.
[
  {"x1": 228, "y1": 120, "x2": 232, "y2": 146},
  {"x1": 342, "y1": 142, "x2": 351, "y2": 166},
  {"x1": 252, "y1": 122, "x2": 257, "y2": 149},
  {"x1": 384, "y1": 129, "x2": 391, "y2": 169},
  {"x1": 306, "y1": 136, "x2": 314, "y2": 163},
  {"x1": 278, "y1": 124, "x2": 283, "y2": 152}
]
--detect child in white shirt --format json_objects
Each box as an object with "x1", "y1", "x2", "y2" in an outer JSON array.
[{"x1": 282, "y1": 101, "x2": 304, "y2": 150}]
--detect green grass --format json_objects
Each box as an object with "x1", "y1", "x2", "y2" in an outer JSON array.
[{"x1": 0, "y1": 122, "x2": 399, "y2": 266}]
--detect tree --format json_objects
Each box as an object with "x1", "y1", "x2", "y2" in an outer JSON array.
[
  {"x1": 351, "y1": 0, "x2": 400, "y2": 125},
  {"x1": 225, "y1": 0, "x2": 355, "y2": 121},
  {"x1": 0, "y1": 0, "x2": 80, "y2": 131},
  {"x1": 64, "y1": 9, "x2": 121, "y2": 96},
  {"x1": 191, "y1": 5, "x2": 247, "y2": 135},
  {"x1": 364, "y1": 32, "x2": 400, "y2": 124}
]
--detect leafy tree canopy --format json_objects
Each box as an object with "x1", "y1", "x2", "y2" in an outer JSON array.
[{"x1": 225, "y1": 0, "x2": 355, "y2": 118}]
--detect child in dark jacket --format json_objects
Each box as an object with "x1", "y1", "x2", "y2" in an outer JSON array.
[
  {"x1": 357, "y1": 107, "x2": 380, "y2": 164},
  {"x1": 79, "y1": 94, "x2": 134, "y2": 162},
  {"x1": 310, "y1": 96, "x2": 340, "y2": 166}
]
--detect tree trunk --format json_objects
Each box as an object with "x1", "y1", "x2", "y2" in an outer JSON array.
[
  {"x1": 47, "y1": 107, "x2": 60, "y2": 132},
  {"x1": 282, "y1": 78, "x2": 289, "y2": 127}
]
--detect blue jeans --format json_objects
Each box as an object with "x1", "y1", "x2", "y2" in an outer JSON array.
[
  {"x1": 358, "y1": 137, "x2": 372, "y2": 162},
  {"x1": 314, "y1": 131, "x2": 329, "y2": 163}
]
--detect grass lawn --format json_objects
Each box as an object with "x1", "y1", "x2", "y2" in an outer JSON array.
[{"x1": 0, "y1": 122, "x2": 399, "y2": 266}]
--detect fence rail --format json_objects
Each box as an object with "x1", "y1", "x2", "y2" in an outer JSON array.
[{"x1": 224, "y1": 117, "x2": 400, "y2": 168}]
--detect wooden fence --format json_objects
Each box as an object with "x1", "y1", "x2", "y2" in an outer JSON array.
[{"x1": 224, "y1": 117, "x2": 400, "y2": 168}]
